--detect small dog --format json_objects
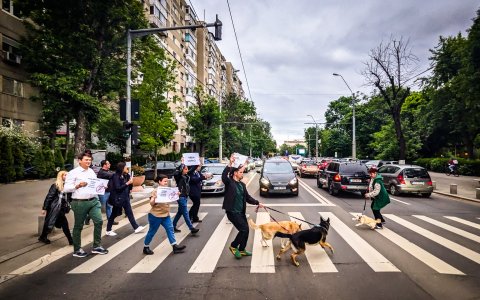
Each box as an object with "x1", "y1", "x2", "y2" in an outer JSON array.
[
  {"x1": 248, "y1": 219, "x2": 302, "y2": 247},
  {"x1": 276, "y1": 217, "x2": 334, "y2": 267},
  {"x1": 352, "y1": 214, "x2": 378, "y2": 230}
]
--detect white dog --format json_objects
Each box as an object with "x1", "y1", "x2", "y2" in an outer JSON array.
[{"x1": 352, "y1": 214, "x2": 378, "y2": 229}]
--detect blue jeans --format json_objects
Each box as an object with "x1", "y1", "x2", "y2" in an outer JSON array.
[
  {"x1": 144, "y1": 213, "x2": 177, "y2": 246},
  {"x1": 98, "y1": 192, "x2": 112, "y2": 219},
  {"x1": 173, "y1": 196, "x2": 194, "y2": 230}
]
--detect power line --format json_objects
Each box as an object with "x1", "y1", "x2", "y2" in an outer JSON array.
[{"x1": 226, "y1": 0, "x2": 253, "y2": 102}]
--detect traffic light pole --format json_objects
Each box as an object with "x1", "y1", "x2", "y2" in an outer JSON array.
[{"x1": 125, "y1": 16, "x2": 222, "y2": 158}]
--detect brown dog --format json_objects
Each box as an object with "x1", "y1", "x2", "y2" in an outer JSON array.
[{"x1": 248, "y1": 219, "x2": 302, "y2": 247}]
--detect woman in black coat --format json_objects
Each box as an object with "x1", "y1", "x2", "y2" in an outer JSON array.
[
  {"x1": 39, "y1": 170, "x2": 73, "y2": 244},
  {"x1": 105, "y1": 162, "x2": 145, "y2": 236}
]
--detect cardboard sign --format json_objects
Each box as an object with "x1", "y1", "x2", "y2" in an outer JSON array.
[
  {"x1": 155, "y1": 187, "x2": 180, "y2": 203},
  {"x1": 183, "y1": 153, "x2": 200, "y2": 166},
  {"x1": 80, "y1": 178, "x2": 109, "y2": 195},
  {"x1": 233, "y1": 153, "x2": 248, "y2": 168}
]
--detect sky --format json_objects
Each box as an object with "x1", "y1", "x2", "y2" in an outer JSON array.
[{"x1": 190, "y1": 0, "x2": 478, "y2": 146}]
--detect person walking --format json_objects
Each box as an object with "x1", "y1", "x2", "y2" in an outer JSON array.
[
  {"x1": 143, "y1": 174, "x2": 186, "y2": 255},
  {"x1": 64, "y1": 152, "x2": 108, "y2": 257},
  {"x1": 39, "y1": 170, "x2": 73, "y2": 245},
  {"x1": 172, "y1": 164, "x2": 200, "y2": 235},
  {"x1": 364, "y1": 167, "x2": 390, "y2": 229},
  {"x1": 222, "y1": 154, "x2": 263, "y2": 259},
  {"x1": 105, "y1": 162, "x2": 145, "y2": 236},
  {"x1": 97, "y1": 160, "x2": 114, "y2": 221},
  {"x1": 188, "y1": 164, "x2": 210, "y2": 223}
]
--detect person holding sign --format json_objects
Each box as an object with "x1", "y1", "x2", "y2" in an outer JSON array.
[
  {"x1": 105, "y1": 162, "x2": 145, "y2": 236},
  {"x1": 188, "y1": 164, "x2": 210, "y2": 223},
  {"x1": 143, "y1": 174, "x2": 186, "y2": 255},
  {"x1": 64, "y1": 152, "x2": 108, "y2": 258},
  {"x1": 222, "y1": 154, "x2": 264, "y2": 259},
  {"x1": 172, "y1": 164, "x2": 200, "y2": 235}
]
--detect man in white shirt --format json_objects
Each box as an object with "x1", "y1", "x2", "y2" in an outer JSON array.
[{"x1": 64, "y1": 152, "x2": 109, "y2": 257}]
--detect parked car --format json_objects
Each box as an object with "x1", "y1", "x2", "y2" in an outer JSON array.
[
  {"x1": 365, "y1": 160, "x2": 399, "y2": 169},
  {"x1": 299, "y1": 160, "x2": 319, "y2": 178},
  {"x1": 144, "y1": 161, "x2": 177, "y2": 180},
  {"x1": 200, "y1": 163, "x2": 227, "y2": 195},
  {"x1": 318, "y1": 158, "x2": 333, "y2": 170},
  {"x1": 254, "y1": 158, "x2": 263, "y2": 167},
  {"x1": 317, "y1": 162, "x2": 370, "y2": 196},
  {"x1": 259, "y1": 159, "x2": 298, "y2": 197},
  {"x1": 378, "y1": 165, "x2": 433, "y2": 197}
]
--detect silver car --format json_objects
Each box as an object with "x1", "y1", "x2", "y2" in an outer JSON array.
[
  {"x1": 378, "y1": 164, "x2": 433, "y2": 197},
  {"x1": 200, "y1": 163, "x2": 227, "y2": 194}
]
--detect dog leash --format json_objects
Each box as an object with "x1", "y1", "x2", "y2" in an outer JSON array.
[
  {"x1": 260, "y1": 205, "x2": 319, "y2": 227},
  {"x1": 256, "y1": 205, "x2": 290, "y2": 232}
]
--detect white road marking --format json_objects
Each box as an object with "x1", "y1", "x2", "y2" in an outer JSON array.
[
  {"x1": 413, "y1": 215, "x2": 480, "y2": 244},
  {"x1": 321, "y1": 212, "x2": 400, "y2": 272},
  {"x1": 245, "y1": 172, "x2": 257, "y2": 187},
  {"x1": 298, "y1": 180, "x2": 335, "y2": 206},
  {"x1": 390, "y1": 197, "x2": 411, "y2": 205},
  {"x1": 189, "y1": 215, "x2": 234, "y2": 273},
  {"x1": 201, "y1": 203, "x2": 333, "y2": 207},
  {"x1": 350, "y1": 213, "x2": 464, "y2": 275},
  {"x1": 251, "y1": 212, "x2": 275, "y2": 273},
  {"x1": 444, "y1": 216, "x2": 480, "y2": 230},
  {"x1": 127, "y1": 213, "x2": 206, "y2": 273},
  {"x1": 288, "y1": 212, "x2": 337, "y2": 273},
  {"x1": 385, "y1": 214, "x2": 480, "y2": 265}
]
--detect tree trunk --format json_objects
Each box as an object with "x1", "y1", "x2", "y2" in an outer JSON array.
[
  {"x1": 74, "y1": 110, "x2": 87, "y2": 156},
  {"x1": 154, "y1": 145, "x2": 158, "y2": 180},
  {"x1": 65, "y1": 116, "x2": 70, "y2": 159},
  {"x1": 392, "y1": 108, "x2": 406, "y2": 160}
]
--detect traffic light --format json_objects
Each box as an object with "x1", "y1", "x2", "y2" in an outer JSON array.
[
  {"x1": 131, "y1": 124, "x2": 140, "y2": 146},
  {"x1": 214, "y1": 14, "x2": 222, "y2": 41},
  {"x1": 123, "y1": 121, "x2": 133, "y2": 138}
]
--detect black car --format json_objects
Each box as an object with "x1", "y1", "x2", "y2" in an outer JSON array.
[
  {"x1": 258, "y1": 159, "x2": 298, "y2": 197},
  {"x1": 317, "y1": 162, "x2": 369, "y2": 196},
  {"x1": 144, "y1": 161, "x2": 177, "y2": 180}
]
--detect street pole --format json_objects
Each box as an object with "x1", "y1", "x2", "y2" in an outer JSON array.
[
  {"x1": 333, "y1": 73, "x2": 356, "y2": 159},
  {"x1": 219, "y1": 95, "x2": 223, "y2": 161},
  {"x1": 249, "y1": 124, "x2": 252, "y2": 157},
  {"x1": 307, "y1": 115, "x2": 318, "y2": 159},
  {"x1": 126, "y1": 30, "x2": 132, "y2": 157}
]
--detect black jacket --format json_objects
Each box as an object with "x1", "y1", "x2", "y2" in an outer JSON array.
[
  {"x1": 188, "y1": 166, "x2": 206, "y2": 198},
  {"x1": 98, "y1": 168, "x2": 114, "y2": 192},
  {"x1": 174, "y1": 168, "x2": 190, "y2": 197},
  {"x1": 110, "y1": 173, "x2": 131, "y2": 206},
  {"x1": 42, "y1": 184, "x2": 71, "y2": 230},
  {"x1": 221, "y1": 166, "x2": 258, "y2": 213}
]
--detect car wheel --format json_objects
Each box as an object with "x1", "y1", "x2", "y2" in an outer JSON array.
[
  {"x1": 260, "y1": 191, "x2": 267, "y2": 198},
  {"x1": 328, "y1": 181, "x2": 338, "y2": 195},
  {"x1": 389, "y1": 184, "x2": 399, "y2": 196},
  {"x1": 421, "y1": 193, "x2": 431, "y2": 198}
]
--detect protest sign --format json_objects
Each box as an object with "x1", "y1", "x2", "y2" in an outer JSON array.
[
  {"x1": 155, "y1": 187, "x2": 180, "y2": 203},
  {"x1": 233, "y1": 153, "x2": 248, "y2": 168},
  {"x1": 80, "y1": 178, "x2": 109, "y2": 195},
  {"x1": 183, "y1": 153, "x2": 200, "y2": 166}
]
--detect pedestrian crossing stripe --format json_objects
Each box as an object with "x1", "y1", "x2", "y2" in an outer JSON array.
[
  {"x1": 251, "y1": 212, "x2": 275, "y2": 273},
  {"x1": 444, "y1": 216, "x2": 480, "y2": 230},
  {"x1": 413, "y1": 215, "x2": 480, "y2": 244}
]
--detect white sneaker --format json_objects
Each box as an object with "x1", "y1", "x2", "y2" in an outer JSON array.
[
  {"x1": 106, "y1": 231, "x2": 117, "y2": 236},
  {"x1": 134, "y1": 225, "x2": 145, "y2": 234}
]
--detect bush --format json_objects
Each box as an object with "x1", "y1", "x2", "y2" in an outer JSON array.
[
  {"x1": 54, "y1": 147, "x2": 65, "y2": 169},
  {"x1": 106, "y1": 152, "x2": 124, "y2": 169},
  {"x1": 43, "y1": 146, "x2": 56, "y2": 178},
  {"x1": 66, "y1": 148, "x2": 75, "y2": 166},
  {"x1": 131, "y1": 165, "x2": 145, "y2": 176},
  {"x1": 414, "y1": 157, "x2": 480, "y2": 176},
  {"x1": 0, "y1": 136, "x2": 16, "y2": 183},
  {"x1": 13, "y1": 146, "x2": 25, "y2": 180},
  {"x1": 32, "y1": 147, "x2": 46, "y2": 178}
]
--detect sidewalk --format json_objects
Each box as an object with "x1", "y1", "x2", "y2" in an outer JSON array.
[{"x1": 429, "y1": 171, "x2": 480, "y2": 202}]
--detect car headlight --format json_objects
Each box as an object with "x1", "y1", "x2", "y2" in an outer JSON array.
[
  {"x1": 289, "y1": 177, "x2": 297, "y2": 185},
  {"x1": 260, "y1": 177, "x2": 270, "y2": 186},
  {"x1": 215, "y1": 180, "x2": 223, "y2": 186}
]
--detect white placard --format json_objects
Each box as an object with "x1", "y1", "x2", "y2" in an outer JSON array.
[
  {"x1": 80, "y1": 178, "x2": 109, "y2": 195},
  {"x1": 126, "y1": 161, "x2": 132, "y2": 177},
  {"x1": 155, "y1": 187, "x2": 180, "y2": 203},
  {"x1": 183, "y1": 153, "x2": 200, "y2": 166},
  {"x1": 233, "y1": 153, "x2": 248, "y2": 168}
]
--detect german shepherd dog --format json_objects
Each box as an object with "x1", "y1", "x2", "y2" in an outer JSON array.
[
  {"x1": 276, "y1": 217, "x2": 334, "y2": 267},
  {"x1": 248, "y1": 219, "x2": 302, "y2": 247}
]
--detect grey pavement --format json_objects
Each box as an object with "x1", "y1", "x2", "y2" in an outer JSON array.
[{"x1": 429, "y1": 171, "x2": 480, "y2": 202}]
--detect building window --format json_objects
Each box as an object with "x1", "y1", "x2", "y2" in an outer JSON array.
[
  {"x1": 13, "y1": 119, "x2": 24, "y2": 127},
  {"x1": 172, "y1": 141, "x2": 177, "y2": 152},
  {"x1": 2, "y1": 76, "x2": 24, "y2": 97},
  {"x1": 2, "y1": 0, "x2": 20, "y2": 16},
  {"x1": 2, "y1": 118, "x2": 11, "y2": 127}
]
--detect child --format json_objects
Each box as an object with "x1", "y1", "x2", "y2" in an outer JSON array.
[{"x1": 143, "y1": 174, "x2": 186, "y2": 255}]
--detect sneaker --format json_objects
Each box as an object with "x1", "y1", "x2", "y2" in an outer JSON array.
[
  {"x1": 143, "y1": 247, "x2": 154, "y2": 255},
  {"x1": 192, "y1": 219, "x2": 202, "y2": 223},
  {"x1": 134, "y1": 225, "x2": 145, "y2": 234},
  {"x1": 374, "y1": 225, "x2": 383, "y2": 229},
  {"x1": 38, "y1": 237, "x2": 51, "y2": 244},
  {"x1": 190, "y1": 228, "x2": 200, "y2": 234},
  {"x1": 106, "y1": 231, "x2": 117, "y2": 236},
  {"x1": 174, "y1": 227, "x2": 181, "y2": 233},
  {"x1": 73, "y1": 248, "x2": 88, "y2": 258},
  {"x1": 172, "y1": 244, "x2": 186, "y2": 254},
  {"x1": 113, "y1": 221, "x2": 119, "y2": 225},
  {"x1": 92, "y1": 246, "x2": 109, "y2": 255},
  {"x1": 240, "y1": 250, "x2": 252, "y2": 256},
  {"x1": 229, "y1": 246, "x2": 242, "y2": 259}
]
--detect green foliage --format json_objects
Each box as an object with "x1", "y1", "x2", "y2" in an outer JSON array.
[
  {"x1": 54, "y1": 147, "x2": 65, "y2": 169},
  {"x1": 106, "y1": 152, "x2": 124, "y2": 169},
  {"x1": 414, "y1": 157, "x2": 480, "y2": 176},
  {"x1": 0, "y1": 136, "x2": 16, "y2": 183},
  {"x1": 13, "y1": 144, "x2": 25, "y2": 180},
  {"x1": 66, "y1": 148, "x2": 75, "y2": 166},
  {"x1": 43, "y1": 146, "x2": 56, "y2": 178},
  {"x1": 131, "y1": 165, "x2": 145, "y2": 176},
  {"x1": 32, "y1": 147, "x2": 46, "y2": 178}
]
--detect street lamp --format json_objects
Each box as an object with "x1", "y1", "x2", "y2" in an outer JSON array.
[
  {"x1": 333, "y1": 73, "x2": 356, "y2": 159},
  {"x1": 307, "y1": 115, "x2": 318, "y2": 159}
]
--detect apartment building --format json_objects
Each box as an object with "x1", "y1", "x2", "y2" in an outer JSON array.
[{"x1": 0, "y1": 1, "x2": 41, "y2": 133}]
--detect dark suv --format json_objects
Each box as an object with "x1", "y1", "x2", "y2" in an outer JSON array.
[
  {"x1": 317, "y1": 162, "x2": 369, "y2": 196},
  {"x1": 144, "y1": 161, "x2": 177, "y2": 180}
]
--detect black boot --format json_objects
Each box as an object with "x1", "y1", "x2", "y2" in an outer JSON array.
[
  {"x1": 174, "y1": 227, "x2": 181, "y2": 233},
  {"x1": 172, "y1": 244, "x2": 186, "y2": 254},
  {"x1": 67, "y1": 236, "x2": 73, "y2": 245},
  {"x1": 190, "y1": 228, "x2": 199, "y2": 234},
  {"x1": 143, "y1": 246, "x2": 154, "y2": 255},
  {"x1": 38, "y1": 236, "x2": 51, "y2": 244}
]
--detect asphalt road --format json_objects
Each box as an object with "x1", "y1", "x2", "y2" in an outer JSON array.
[{"x1": 0, "y1": 171, "x2": 479, "y2": 300}]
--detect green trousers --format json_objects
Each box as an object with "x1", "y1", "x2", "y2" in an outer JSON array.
[{"x1": 71, "y1": 198, "x2": 103, "y2": 252}]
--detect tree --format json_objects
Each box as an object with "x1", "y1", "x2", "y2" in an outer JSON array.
[
  {"x1": 54, "y1": 147, "x2": 65, "y2": 170},
  {"x1": 185, "y1": 87, "x2": 221, "y2": 157},
  {"x1": 43, "y1": 146, "x2": 56, "y2": 178},
  {"x1": 32, "y1": 147, "x2": 46, "y2": 179},
  {"x1": 17, "y1": 0, "x2": 148, "y2": 155},
  {"x1": 0, "y1": 136, "x2": 16, "y2": 183},
  {"x1": 133, "y1": 46, "x2": 177, "y2": 179},
  {"x1": 362, "y1": 36, "x2": 420, "y2": 160}
]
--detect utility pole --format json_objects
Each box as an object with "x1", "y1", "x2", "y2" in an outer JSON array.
[
  {"x1": 333, "y1": 73, "x2": 356, "y2": 159},
  {"x1": 307, "y1": 115, "x2": 318, "y2": 159}
]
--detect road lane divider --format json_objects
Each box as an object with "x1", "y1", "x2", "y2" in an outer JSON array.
[{"x1": 297, "y1": 179, "x2": 335, "y2": 206}]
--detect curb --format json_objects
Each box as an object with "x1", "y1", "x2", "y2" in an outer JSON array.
[{"x1": 433, "y1": 190, "x2": 480, "y2": 204}]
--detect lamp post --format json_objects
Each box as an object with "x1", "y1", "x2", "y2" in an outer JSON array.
[
  {"x1": 307, "y1": 115, "x2": 318, "y2": 159},
  {"x1": 333, "y1": 73, "x2": 356, "y2": 159}
]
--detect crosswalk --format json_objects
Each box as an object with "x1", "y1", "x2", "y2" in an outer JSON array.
[{"x1": 4, "y1": 210, "x2": 480, "y2": 280}]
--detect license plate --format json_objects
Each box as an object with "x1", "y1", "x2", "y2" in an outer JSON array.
[
  {"x1": 274, "y1": 187, "x2": 286, "y2": 190},
  {"x1": 411, "y1": 181, "x2": 424, "y2": 185},
  {"x1": 203, "y1": 186, "x2": 215, "y2": 190},
  {"x1": 350, "y1": 179, "x2": 362, "y2": 183}
]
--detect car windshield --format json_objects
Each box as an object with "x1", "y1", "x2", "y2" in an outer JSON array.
[
  {"x1": 302, "y1": 161, "x2": 316, "y2": 166},
  {"x1": 339, "y1": 164, "x2": 368, "y2": 174},
  {"x1": 264, "y1": 162, "x2": 293, "y2": 174},
  {"x1": 201, "y1": 166, "x2": 225, "y2": 175},
  {"x1": 403, "y1": 168, "x2": 430, "y2": 178}
]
